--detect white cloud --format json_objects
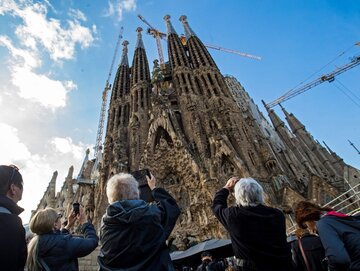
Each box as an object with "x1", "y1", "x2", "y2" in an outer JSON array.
[
  {"x1": 15, "y1": 5, "x2": 95, "y2": 61},
  {"x1": 2, "y1": 0, "x2": 95, "y2": 61},
  {"x1": 0, "y1": 35, "x2": 41, "y2": 68},
  {"x1": 0, "y1": 0, "x2": 95, "y2": 110},
  {"x1": 51, "y1": 137, "x2": 88, "y2": 160},
  {"x1": 0, "y1": 123, "x2": 52, "y2": 223},
  {"x1": 0, "y1": 0, "x2": 95, "y2": 224},
  {"x1": 0, "y1": 122, "x2": 90, "y2": 223},
  {"x1": 0, "y1": 0, "x2": 17, "y2": 15},
  {"x1": 0, "y1": 123, "x2": 31, "y2": 162},
  {"x1": 11, "y1": 65, "x2": 74, "y2": 109},
  {"x1": 104, "y1": 0, "x2": 136, "y2": 21},
  {"x1": 69, "y1": 8, "x2": 87, "y2": 22}
]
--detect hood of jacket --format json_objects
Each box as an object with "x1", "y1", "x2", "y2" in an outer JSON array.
[{"x1": 103, "y1": 199, "x2": 151, "y2": 224}]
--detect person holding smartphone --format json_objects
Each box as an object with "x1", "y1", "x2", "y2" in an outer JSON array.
[
  {"x1": 98, "y1": 171, "x2": 181, "y2": 271},
  {"x1": 26, "y1": 205, "x2": 98, "y2": 271},
  {"x1": 212, "y1": 177, "x2": 292, "y2": 271}
]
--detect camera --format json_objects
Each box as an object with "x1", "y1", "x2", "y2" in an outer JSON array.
[
  {"x1": 131, "y1": 169, "x2": 150, "y2": 186},
  {"x1": 130, "y1": 169, "x2": 153, "y2": 202},
  {"x1": 73, "y1": 202, "x2": 80, "y2": 215}
]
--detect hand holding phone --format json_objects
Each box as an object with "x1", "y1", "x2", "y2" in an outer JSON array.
[
  {"x1": 146, "y1": 173, "x2": 156, "y2": 190},
  {"x1": 131, "y1": 169, "x2": 154, "y2": 202},
  {"x1": 73, "y1": 202, "x2": 80, "y2": 215}
]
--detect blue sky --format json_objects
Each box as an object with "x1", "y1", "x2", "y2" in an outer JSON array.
[{"x1": 0, "y1": 0, "x2": 359, "y2": 223}]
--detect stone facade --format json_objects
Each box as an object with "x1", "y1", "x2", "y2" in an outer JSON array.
[{"x1": 33, "y1": 14, "x2": 360, "y2": 270}]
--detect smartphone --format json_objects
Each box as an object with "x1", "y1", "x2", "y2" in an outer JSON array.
[
  {"x1": 131, "y1": 169, "x2": 154, "y2": 202},
  {"x1": 131, "y1": 169, "x2": 150, "y2": 186},
  {"x1": 73, "y1": 202, "x2": 80, "y2": 215}
]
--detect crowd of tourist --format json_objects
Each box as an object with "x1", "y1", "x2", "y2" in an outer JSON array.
[{"x1": 0, "y1": 163, "x2": 359, "y2": 271}]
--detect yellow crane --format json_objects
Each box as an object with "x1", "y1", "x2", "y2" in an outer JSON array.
[
  {"x1": 138, "y1": 14, "x2": 166, "y2": 66},
  {"x1": 91, "y1": 26, "x2": 124, "y2": 181}
]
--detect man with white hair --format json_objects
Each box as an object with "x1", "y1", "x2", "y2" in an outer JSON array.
[
  {"x1": 212, "y1": 177, "x2": 292, "y2": 271},
  {"x1": 98, "y1": 172, "x2": 180, "y2": 271}
]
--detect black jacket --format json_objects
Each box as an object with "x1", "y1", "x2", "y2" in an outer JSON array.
[
  {"x1": 291, "y1": 233, "x2": 327, "y2": 271},
  {"x1": 98, "y1": 187, "x2": 181, "y2": 271},
  {"x1": 317, "y1": 214, "x2": 360, "y2": 271},
  {"x1": 0, "y1": 195, "x2": 27, "y2": 271},
  {"x1": 38, "y1": 222, "x2": 98, "y2": 271},
  {"x1": 196, "y1": 260, "x2": 227, "y2": 271},
  {"x1": 212, "y1": 188, "x2": 292, "y2": 271}
]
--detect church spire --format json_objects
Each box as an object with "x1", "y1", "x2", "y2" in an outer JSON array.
[
  {"x1": 135, "y1": 27, "x2": 145, "y2": 49},
  {"x1": 131, "y1": 27, "x2": 150, "y2": 85},
  {"x1": 129, "y1": 27, "x2": 151, "y2": 169},
  {"x1": 263, "y1": 101, "x2": 285, "y2": 130},
  {"x1": 120, "y1": 40, "x2": 129, "y2": 66},
  {"x1": 180, "y1": 15, "x2": 216, "y2": 68},
  {"x1": 179, "y1": 15, "x2": 196, "y2": 39},
  {"x1": 164, "y1": 14, "x2": 177, "y2": 35},
  {"x1": 164, "y1": 14, "x2": 190, "y2": 68},
  {"x1": 280, "y1": 104, "x2": 305, "y2": 133}
]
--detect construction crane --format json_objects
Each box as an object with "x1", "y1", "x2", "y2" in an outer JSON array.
[
  {"x1": 138, "y1": 14, "x2": 166, "y2": 66},
  {"x1": 203, "y1": 43, "x2": 261, "y2": 60},
  {"x1": 348, "y1": 140, "x2": 360, "y2": 155},
  {"x1": 137, "y1": 14, "x2": 261, "y2": 63},
  {"x1": 266, "y1": 54, "x2": 360, "y2": 108},
  {"x1": 91, "y1": 27, "x2": 124, "y2": 179}
]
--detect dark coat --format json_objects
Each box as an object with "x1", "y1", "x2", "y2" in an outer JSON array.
[
  {"x1": 196, "y1": 260, "x2": 227, "y2": 271},
  {"x1": 291, "y1": 233, "x2": 327, "y2": 271},
  {"x1": 98, "y1": 187, "x2": 181, "y2": 271},
  {"x1": 38, "y1": 222, "x2": 98, "y2": 271},
  {"x1": 317, "y1": 214, "x2": 360, "y2": 271},
  {"x1": 0, "y1": 195, "x2": 27, "y2": 271},
  {"x1": 212, "y1": 188, "x2": 292, "y2": 271}
]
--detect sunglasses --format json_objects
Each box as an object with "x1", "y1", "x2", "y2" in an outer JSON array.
[{"x1": 8, "y1": 164, "x2": 22, "y2": 189}]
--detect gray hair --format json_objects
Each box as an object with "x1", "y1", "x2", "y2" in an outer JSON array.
[
  {"x1": 234, "y1": 178, "x2": 264, "y2": 207},
  {"x1": 106, "y1": 173, "x2": 139, "y2": 204}
]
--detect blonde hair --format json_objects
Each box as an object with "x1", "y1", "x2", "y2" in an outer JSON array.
[
  {"x1": 27, "y1": 208, "x2": 59, "y2": 271},
  {"x1": 106, "y1": 173, "x2": 139, "y2": 204}
]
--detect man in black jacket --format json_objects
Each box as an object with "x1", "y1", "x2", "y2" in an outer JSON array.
[
  {"x1": 98, "y1": 172, "x2": 181, "y2": 271},
  {"x1": 0, "y1": 165, "x2": 27, "y2": 271},
  {"x1": 212, "y1": 177, "x2": 292, "y2": 271}
]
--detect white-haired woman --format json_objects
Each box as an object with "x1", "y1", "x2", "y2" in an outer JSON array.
[
  {"x1": 212, "y1": 177, "x2": 292, "y2": 271},
  {"x1": 98, "y1": 172, "x2": 180, "y2": 271},
  {"x1": 27, "y1": 207, "x2": 98, "y2": 271}
]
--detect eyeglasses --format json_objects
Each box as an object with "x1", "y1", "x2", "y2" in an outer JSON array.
[{"x1": 8, "y1": 164, "x2": 22, "y2": 189}]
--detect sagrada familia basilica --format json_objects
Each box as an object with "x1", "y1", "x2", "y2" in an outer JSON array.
[{"x1": 34, "y1": 15, "x2": 359, "y2": 254}]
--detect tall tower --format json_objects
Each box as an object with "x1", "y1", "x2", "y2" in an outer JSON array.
[
  {"x1": 129, "y1": 28, "x2": 152, "y2": 170},
  {"x1": 95, "y1": 40, "x2": 132, "y2": 220}
]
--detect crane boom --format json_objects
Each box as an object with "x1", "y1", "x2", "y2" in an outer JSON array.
[
  {"x1": 204, "y1": 43, "x2": 262, "y2": 60},
  {"x1": 349, "y1": 140, "x2": 360, "y2": 155},
  {"x1": 93, "y1": 27, "x2": 124, "y2": 160},
  {"x1": 266, "y1": 55, "x2": 360, "y2": 108},
  {"x1": 137, "y1": 14, "x2": 155, "y2": 31},
  {"x1": 137, "y1": 15, "x2": 262, "y2": 61},
  {"x1": 137, "y1": 14, "x2": 165, "y2": 65}
]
